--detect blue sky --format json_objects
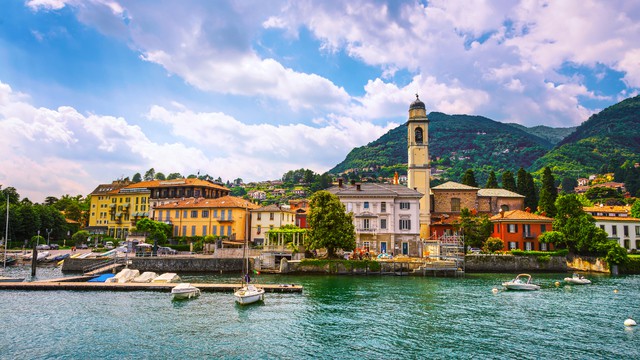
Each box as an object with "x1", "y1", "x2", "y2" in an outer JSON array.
[{"x1": 1, "y1": 0, "x2": 639, "y2": 202}]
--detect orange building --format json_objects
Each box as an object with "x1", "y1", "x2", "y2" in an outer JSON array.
[{"x1": 490, "y1": 210, "x2": 554, "y2": 251}]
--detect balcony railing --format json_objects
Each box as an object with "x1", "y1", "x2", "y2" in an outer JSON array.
[
  {"x1": 356, "y1": 227, "x2": 377, "y2": 233},
  {"x1": 524, "y1": 232, "x2": 538, "y2": 239}
]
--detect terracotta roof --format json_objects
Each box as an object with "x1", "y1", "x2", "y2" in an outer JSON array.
[
  {"x1": 430, "y1": 214, "x2": 461, "y2": 225},
  {"x1": 125, "y1": 178, "x2": 228, "y2": 191},
  {"x1": 583, "y1": 205, "x2": 631, "y2": 214},
  {"x1": 592, "y1": 216, "x2": 640, "y2": 222},
  {"x1": 490, "y1": 210, "x2": 553, "y2": 222},
  {"x1": 89, "y1": 181, "x2": 130, "y2": 195},
  {"x1": 154, "y1": 196, "x2": 258, "y2": 209},
  {"x1": 252, "y1": 204, "x2": 294, "y2": 213},
  {"x1": 327, "y1": 183, "x2": 422, "y2": 198},
  {"x1": 477, "y1": 188, "x2": 524, "y2": 198},
  {"x1": 431, "y1": 181, "x2": 478, "y2": 191}
]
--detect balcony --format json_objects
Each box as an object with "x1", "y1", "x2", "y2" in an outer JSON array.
[
  {"x1": 218, "y1": 217, "x2": 234, "y2": 222},
  {"x1": 524, "y1": 232, "x2": 537, "y2": 239},
  {"x1": 356, "y1": 227, "x2": 378, "y2": 233}
]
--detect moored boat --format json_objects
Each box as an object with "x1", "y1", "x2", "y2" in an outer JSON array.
[
  {"x1": 502, "y1": 273, "x2": 540, "y2": 291},
  {"x1": 564, "y1": 273, "x2": 591, "y2": 285},
  {"x1": 171, "y1": 283, "x2": 201, "y2": 300},
  {"x1": 0, "y1": 276, "x2": 25, "y2": 282},
  {"x1": 152, "y1": 272, "x2": 181, "y2": 283},
  {"x1": 234, "y1": 284, "x2": 265, "y2": 305}
]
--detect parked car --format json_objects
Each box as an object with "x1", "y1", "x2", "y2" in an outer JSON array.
[
  {"x1": 49, "y1": 244, "x2": 60, "y2": 250},
  {"x1": 105, "y1": 241, "x2": 114, "y2": 250},
  {"x1": 158, "y1": 246, "x2": 177, "y2": 255},
  {"x1": 78, "y1": 243, "x2": 88, "y2": 249},
  {"x1": 36, "y1": 244, "x2": 50, "y2": 250},
  {"x1": 468, "y1": 248, "x2": 481, "y2": 254}
]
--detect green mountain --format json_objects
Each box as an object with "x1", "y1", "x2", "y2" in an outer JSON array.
[
  {"x1": 531, "y1": 95, "x2": 640, "y2": 179},
  {"x1": 330, "y1": 112, "x2": 553, "y2": 183},
  {"x1": 330, "y1": 95, "x2": 640, "y2": 185},
  {"x1": 506, "y1": 123, "x2": 576, "y2": 145}
]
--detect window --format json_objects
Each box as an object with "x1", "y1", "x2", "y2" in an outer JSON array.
[
  {"x1": 500, "y1": 204, "x2": 509, "y2": 212},
  {"x1": 624, "y1": 239, "x2": 630, "y2": 249},
  {"x1": 624, "y1": 225, "x2": 629, "y2": 237},
  {"x1": 202, "y1": 225, "x2": 207, "y2": 236},
  {"x1": 363, "y1": 219, "x2": 370, "y2": 230},
  {"x1": 228, "y1": 210, "x2": 232, "y2": 219},
  {"x1": 270, "y1": 213, "x2": 274, "y2": 220},
  {"x1": 257, "y1": 213, "x2": 262, "y2": 220},
  {"x1": 191, "y1": 226, "x2": 196, "y2": 236},
  {"x1": 202, "y1": 210, "x2": 209, "y2": 218},
  {"x1": 227, "y1": 226, "x2": 232, "y2": 236},
  {"x1": 380, "y1": 218, "x2": 387, "y2": 229},
  {"x1": 509, "y1": 242, "x2": 518, "y2": 250},
  {"x1": 415, "y1": 127, "x2": 423, "y2": 144},
  {"x1": 600, "y1": 225, "x2": 605, "y2": 231},
  {"x1": 495, "y1": 224, "x2": 500, "y2": 233},
  {"x1": 636, "y1": 240, "x2": 640, "y2": 249},
  {"x1": 183, "y1": 210, "x2": 188, "y2": 218},
  {"x1": 525, "y1": 242, "x2": 532, "y2": 251},
  {"x1": 523, "y1": 224, "x2": 531, "y2": 237},
  {"x1": 213, "y1": 210, "x2": 218, "y2": 218},
  {"x1": 399, "y1": 219, "x2": 411, "y2": 230},
  {"x1": 612, "y1": 225, "x2": 617, "y2": 236},
  {"x1": 381, "y1": 202, "x2": 386, "y2": 213},
  {"x1": 174, "y1": 226, "x2": 179, "y2": 237},
  {"x1": 257, "y1": 225, "x2": 262, "y2": 234},
  {"x1": 182, "y1": 226, "x2": 186, "y2": 236},
  {"x1": 400, "y1": 202, "x2": 410, "y2": 210},
  {"x1": 191, "y1": 210, "x2": 198, "y2": 218},
  {"x1": 507, "y1": 224, "x2": 518, "y2": 233},
  {"x1": 636, "y1": 226, "x2": 640, "y2": 236},
  {"x1": 540, "y1": 242, "x2": 548, "y2": 251},
  {"x1": 158, "y1": 210, "x2": 163, "y2": 219},
  {"x1": 451, "y1": 198, "x2": 461, "y2": 212},
  {"x1": 220, "y1": 211, "x2": 226, "y2": 221},
  {"x1": 364, "y1": 202, "x2": 370, "y2": 209},
  {"x1": 347, "y1": 203, "x2": 353, "y2": 212},
  {"x1": 541, "y1": 224, "x2": 547, "y2": 233},
  {"x1": 220, "y1": 226, "x2": 225, "y2": 236},
  {"x1": 212, "y1": 226, "x2": 217, "y2": 235}
]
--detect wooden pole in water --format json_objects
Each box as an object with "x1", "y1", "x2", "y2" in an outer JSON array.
[{"x1": 31, "y1": 244, "x2": 37, "y2": 277}]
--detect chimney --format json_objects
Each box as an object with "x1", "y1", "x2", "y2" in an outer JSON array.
[
  {"x1": 499, "y1": 208, "x2": 504, "y2": 218},
  {"x1": 350, "y1": 179, "x2": 356, "y2": 186},
  {"x1": 394, "y1": 171, "x2": 399, "y2": 185},
  {"x1": 356, "y1": 183, "x2": 361, "y2": 191},
  {"x1": 525, "y1": 207, "x2": 531, "y2": 213},
  {"x1": 338, "y1": 178, "x2": 343, "y2": 188}
]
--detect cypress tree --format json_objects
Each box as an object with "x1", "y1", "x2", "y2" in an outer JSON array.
[
  {"x1": 461, "y1": 169, "x2": 478, "y2": 187},
  {"x1": 501, "y1": 170, "x2": 516, "y2": 192},
  {"x1": 485, "y1": 171, "x2": 499, "y2": 188},
  {"x1": 516, "y1": 167, "x2": 527, "y2": 196},
  {"x1": 538, "y1": 167, "x2": 558, "y2": 217},
  {"x1": 524, "y1": 172, "x2": 538, "y2": 210}
]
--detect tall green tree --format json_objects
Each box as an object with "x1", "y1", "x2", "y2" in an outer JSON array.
[
  {"x1": 155, "y1": 172, "x2": 166, "y2": 180},
  {"x1": 485, "y1": 171, "x2": 499, "y2": 188},
  {"x1": 461, "y1": 169, "x2": 478, "y2": 187},
  {"x1": 167, "y1": 173, "x2": 183, "y2": 180},
  {"x1": 538, "y1": 167, "x2": 558, "y2": 217},
  {"x1": 136, "y1": 218, "x2": 173, "y2": 253},
  {"x1": 306, "y1": 191, "x2": 355, "y2": 258},
  {"x1": 143, "y1": 168, "x2": 156, "y2": 181},
  {"x1": 516, "y1": 167, "x2": 527, "y2": 196},
  {"x1": 501, "y1": 171, "x2": 516, "y2": 192},
  {"x1": 454, "y1": 208, "x2": 492, "y2": 250},
  {"x1": 132, "y1": 173, "x2": 142, "y2": 183},
  {"x1": 631, "y1": 200, "x2": 640, "y2": 218},
  {"x1": 560, "y1": 177, "x2": 576, "y2": 194}
]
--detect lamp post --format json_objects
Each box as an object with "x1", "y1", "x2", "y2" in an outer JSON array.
[
  {"x1": 37, "y1": 230, "x2": 40, "y2": 246},
  {"x1": 46, "y1": 228, "x2": 53, "y2": 246}
]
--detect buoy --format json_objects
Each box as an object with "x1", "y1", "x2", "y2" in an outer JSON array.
[
  {"x1": 624, "y1": 318, "x2": 637, "y2": 327},
  {"x1": 492, "y1": 288, "x2": 498, "y2": 294},
  {"x1": 554, "y1": 281, "x2": 560, "y2": 287},
  {"x1": 614, "y1": 289, "x2": 619, "y2": 293}
]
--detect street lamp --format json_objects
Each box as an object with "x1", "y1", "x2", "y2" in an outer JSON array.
[
  {"x1": 46, "y1": 228, "x2": 53, "y2": 246},
  {"x1": 37, "y1": 230, "x2": 40, "y2": 246}
]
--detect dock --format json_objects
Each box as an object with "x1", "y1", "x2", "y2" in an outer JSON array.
[{"x1": 0, "y1": 281, "x2": 303, "y2": 293}]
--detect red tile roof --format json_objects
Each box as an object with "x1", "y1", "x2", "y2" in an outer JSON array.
[{"x1": 154, "y1": 196, "x2": 259, "y2": 209}]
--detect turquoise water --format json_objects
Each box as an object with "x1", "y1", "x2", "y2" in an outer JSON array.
[{"x1": 0, "y1": 267, "x2": 639, "y2": 359}]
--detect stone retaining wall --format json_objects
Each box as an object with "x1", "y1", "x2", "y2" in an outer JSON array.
[
  {"x1": 63, "y1": 257, "x2": 244, "y2": 273},
  {"x1": 465, "y1": 254, "x2": 568, "y2": 272}
]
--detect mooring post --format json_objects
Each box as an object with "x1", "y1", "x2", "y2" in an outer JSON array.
[{"x1": 31, "y1": 245, "x2": 37, "y2": 277}]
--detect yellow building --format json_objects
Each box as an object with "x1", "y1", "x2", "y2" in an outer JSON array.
[
  {"x1": 87, "y1": 180, "x2": 150, "y2": 239},
  {"x1": 250, "y1": 204, "x2": 296, "y2": 246},
  {"x1": 87, "y1": 178, "x2": 230, "y2": 240},
  {"x1": 153, "y1": 196, "x2": 259, "y2": 241}
]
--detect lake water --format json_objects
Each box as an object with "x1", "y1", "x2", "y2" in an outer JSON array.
[{"x1": 0, "y1": 267, "x2": 639, "y2": 359}]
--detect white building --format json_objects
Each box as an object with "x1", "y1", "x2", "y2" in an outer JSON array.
[
  {"x1": 327, "y1": 180, "x2": 423, "y2": 256},
  {"x1": 583, "y1": 205, "x2": 640, "y2": 251}
]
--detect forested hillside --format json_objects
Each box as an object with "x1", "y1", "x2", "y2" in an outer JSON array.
[
  {"x1": 532, "y1": 95, "x2": 640, "y2": 180},
  {"x1": 506, "y1": 123, "x2": 576, "y2": 145},
  {"x1": 330, "y1": 112, "x2": 553, "y2": 184}
]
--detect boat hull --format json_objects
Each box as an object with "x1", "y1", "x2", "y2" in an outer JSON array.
[
  {"x1": 564, "y1": 277, "x2": 591, "y2": 285},
  {"x1": 172, "y1": 289, "x2": 201, "y2": 300},
  {"x1": 502, "y1": 282, "x2": 540, "y2": 291},
  {"x1": 234, "y1": 287, "x2": 265, "y2": 305}
]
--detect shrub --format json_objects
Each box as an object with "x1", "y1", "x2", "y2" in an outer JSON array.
[{"x1": 483, "y1": 237, "x2": 504, "y2": 253}]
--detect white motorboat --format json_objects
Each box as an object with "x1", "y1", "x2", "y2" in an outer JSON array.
[
  {"x1": 502, "y1": 273, "x2": 540, "y2": 291},
  {"x1": 234, "y1": 284, "x2": 265, "y2": 305},
  {"x1": 105, "y1": 268, "x2": 139, "y2": 283},
  {"x1": 152, "y1": 272, "x2": 181, "y2": 283},
  {"x1": 564, "y1": 273, "x2": 591, "y2": 285},
  {"x1": 171, "y1": 283, "x2": 201, "y2": 300},
  {"x1": 36, "y1": 251, "x2": 50, "y2": 262}
]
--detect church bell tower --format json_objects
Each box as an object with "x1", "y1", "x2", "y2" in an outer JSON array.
[{"x1": 407, "y1": 94, "x2": 430, "y2": 239}]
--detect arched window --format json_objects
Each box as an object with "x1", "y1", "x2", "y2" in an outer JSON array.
[
  {"x1": 500, "y1": 204, "x2": 510, "y2": 212},
  {"x1": 415, "y1": 127, "x2": 424, "y2": 144}
]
